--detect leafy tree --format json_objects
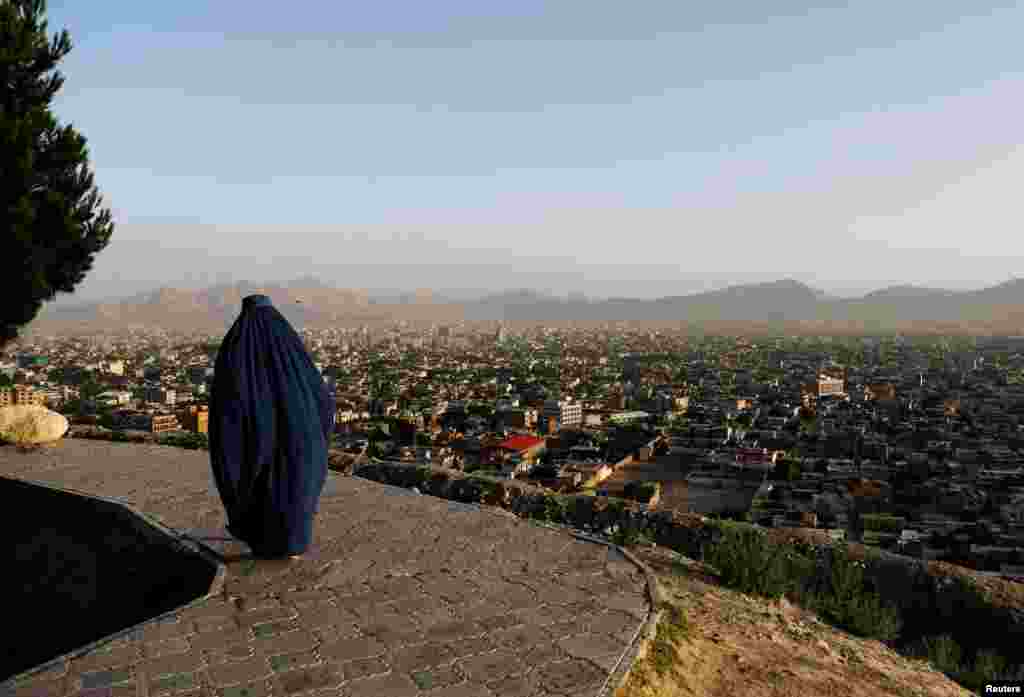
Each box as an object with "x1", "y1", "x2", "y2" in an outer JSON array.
[{"x1": 2, "y1": 0, "x2": 114, "y2": 347}]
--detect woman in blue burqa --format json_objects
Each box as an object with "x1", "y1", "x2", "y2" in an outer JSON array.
[{"x1": 209, "y1": 294, "x2": 335, "y2": 559}]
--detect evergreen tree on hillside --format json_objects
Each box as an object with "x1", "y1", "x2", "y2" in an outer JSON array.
[{"x1": 1, "y1": 0, "x2": 113, "y2": 347}]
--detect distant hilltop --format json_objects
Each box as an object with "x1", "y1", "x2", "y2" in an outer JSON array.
[{"x1": 28, "y1": 277, "x2": 1024, "y2": 335}]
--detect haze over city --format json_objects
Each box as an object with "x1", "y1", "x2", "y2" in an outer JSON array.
[{"x1": 43, "y1": 0, "x2": 1024, "y2": 306}]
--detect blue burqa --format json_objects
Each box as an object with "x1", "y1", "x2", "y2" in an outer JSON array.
[{"x1": 209, "y1": 294, "x2": 335, "y2": 557}]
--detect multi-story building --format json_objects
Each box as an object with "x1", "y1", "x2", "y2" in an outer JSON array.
[
  {"x1": 128, "y1": 412, "x2": 181, "y2": 434},
  {"x1": 144, "y1": 386, "x2": 176, "y2": 406},
  {"x1": 864, "y1": 383, "x2": 897, "y2": 401},
  {"x1": 176, "y1": 405, "x2": 209, "y2": 434},
  {"x1": 540, "y1": 399, "x2": 583, "y2": 434},
  {"x1": 150, "y1": 413, "x2": 181, "y2": 434},
  {"x1": 0, "y1": 385, "x2": 47, "y2": 407},
  {"x1": 817, "y1": 371, "x2": 846, "y2": 398}
]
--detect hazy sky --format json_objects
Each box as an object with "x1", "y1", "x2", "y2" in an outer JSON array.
[{"x1": 46, "y1": 1, "x2": 1024, "y2": 302}]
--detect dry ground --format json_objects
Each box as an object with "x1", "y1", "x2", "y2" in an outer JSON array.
[{"x1": 615, "y1": 545, "x2": 973, "y2": 697}]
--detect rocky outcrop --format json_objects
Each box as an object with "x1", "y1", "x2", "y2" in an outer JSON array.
[{"x1": 0, "y1": 405, "x2": 69, "y2": 446}]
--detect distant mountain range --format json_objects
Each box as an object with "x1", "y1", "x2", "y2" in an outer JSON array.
[{"x1": 26, "y1": 277, "x2": 1024, "y2": 335}]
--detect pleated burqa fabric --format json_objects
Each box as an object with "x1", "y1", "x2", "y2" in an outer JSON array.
[{"x1": 209, "y1": 294, "x2": 335, "y2": 557}]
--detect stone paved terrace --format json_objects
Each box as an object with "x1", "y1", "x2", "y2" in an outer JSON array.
[{"x1": 2, "y1": 440, "x2": 653, "y2": 697}]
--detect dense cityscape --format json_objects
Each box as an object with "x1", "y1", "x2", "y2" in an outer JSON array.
[{"x1": 5, "y1": 324, "x2": 1024, "y2": 581}]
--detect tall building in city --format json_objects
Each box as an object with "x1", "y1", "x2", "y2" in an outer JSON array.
[{"x1": 540, "y1": 399, "x2": 583, "y2": 434}]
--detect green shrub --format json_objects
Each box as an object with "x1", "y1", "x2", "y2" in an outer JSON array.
[
  {"x1": 909, "y1": 636, "x2": 1018, "y2": 694},
  {"x1": 156, "y1": 431, "x2": 208, "y2": 450},
  {"x1": 467, "y1": 473, "x2": 500, "y2": 502},
  {"x1": 542, "y1": 495, "x2": 570, "y2": 524},
  {"x1": 804, "y1": 545, "x2": 901, "y2": 642},
  {"x1": 611, "y1": 521, "x2": 651, "y2": 547},
  {"x1": 704, "y1": 522, "x2": 813, "y2": 599}
]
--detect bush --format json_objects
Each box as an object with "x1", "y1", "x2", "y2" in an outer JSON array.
[
  {"x1": 909, "y1": 635, "x2": 1019, "y2": 694},
  {"x1": 803, "y1": 545, "x2": 901, "y2": 642},
  {"x1": 156, "y1": 431, "x2": 208, "y2": 450},
  {"x1": 704, "y1": 522, "x2": 813, "y2": 599}
]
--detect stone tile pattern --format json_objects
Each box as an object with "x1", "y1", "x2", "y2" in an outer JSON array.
[{"x1": 2, "y1": 440, "x2": 649, "y2": 697}]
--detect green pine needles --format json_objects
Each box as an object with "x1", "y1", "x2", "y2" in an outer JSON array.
[{"x1": 2, "y1": 0, "x2": 114, "y2": 346}]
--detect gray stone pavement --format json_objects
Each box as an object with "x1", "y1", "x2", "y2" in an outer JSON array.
[{"x1": 2, "y1": 440, "x2": 652, "y2": 697}]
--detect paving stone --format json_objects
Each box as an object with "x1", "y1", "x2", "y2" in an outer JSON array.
[
  {"x1": 79, "y1": 669, "x2": 133, "y2": 690},
  {"x1": 474, "y1": 613, "x2": 524, "y2": 633},
  {"x1": 418, "y1": 580, "x2": 474, "y2": 604},
  {"x1": 193, "y1": 614, "x2": 238, "y2": 634},
  {"x1": 371, "y1": 575, "x2": 421, "y2": 600},
  {"x1": 493, "y1": 623, "x2": 554, "y2": 651},
  {"x1": 408, "y1": 663, "x2": 464, "y2": 691},
  {"x1": 150, "y1": 672, "x2": 197, "y2": 695},
  {"x1": 600, "y1": 593, "x2": 648, "y2": 619},
  {"x1": 586, "y1": 610, "x2": 641, "y2": 640},
  {"x1": 418, "y1": 682, "x2": 492, "y2": 697},
  {"x1": 204, "y1": 643, "x2": 256, "y2": 665},
  {"x1": 339, "y1": 656, "x2": 389, "y2": 681},
  {"x1": 423, "y1": 620, "x2": 484, "y2": 644},
  {"x1": 143, "y1": 651, "x2": 206, "y2": 679},
  {"x1": 517, "y1": 641, "x2": 567, "y2": 669},
  {"x1": 318, "y1": 636, "x2": 386, "y2": 663},
  {"x1": 483, "y1": 585, "x2": 536, "y2": 611},
  {"x1": 143, "y1": 619, "x2": 195, "y2": 642},
  {"x1": 279, "y1": 589, "x2": 332, "y2": 606},
  {"x1": 386, "y1": 593, "x2": 437, "y2": 617},
  {"x1": 218, "y1": 680, "x2": 271, "y2": 697},
  {"x1": 484, "y1": 669, "x2": 544, "y2": 697},
  {"x1": 6, "y1": 678, "x2": 68, "y2": 697},
  {"x1": 188, "y1": 599, "x2": 239, "y2": 620},
  {"x1": 512, "y1": 604, "x2": 574, "y2": 627},
  {"x1": 310, "y1": 623, "x2": 362, "y2": 644},
  {"x1": 451, "y1": 601, "x2": 512, "y2": 623},
  {"x1": 191, "y1": 628, "x2": 252, "y2": 652},
  {"x1": 268, "y1": 650, "x2": 320, "y2": 673},
  {"x1": 206, "y1": 655, "x2": 273, "y2": 687},
  {"x1": 272, "y1": 664, "x2": 344, "y2": 696},
  {"x1": 19, "y1": 661, "x2": 67, "y2": 683},
  {"x1": 77, "y1": 685, "x2": 138, "y2": 697},
  {"x1": 251, "y1": 619, "x2": 301, "y2": 639},
  {"x1": 389, "y1": 642, "x2": 455, "y2": 673},
  {"x1": 544, "y1": 618, "x2": 592, "y2": 641},
  {"x1": 447, "y1": 632, "x2": 501, "y2": 660},
  {"x1": 357, "y1": 617, "x2": 425, "y2": 646},
  {"x1": 70, "y1": 644, "x2": 140, "y2": 672},
  {"x1": 456, "y1": 649, "x2": 526, "y2": 683},
  {"x1": 235, "y1": 606, "x2": 298, "y2": 628},
  {"x1": 252, "y1": 628, "x2": 317, "y2": 656},
  {"x1": 144, "y1": 637, "x2": 192, "y2": 658},
  {"x1": 536, "y1": 659, "x2": 605, "y2": 695},
  {"x1": 557, "y1": 633, "x2": 624, "y2": 663},
  {"x1": 339, "y1": 671, "x2": 419, "y2": 697}
]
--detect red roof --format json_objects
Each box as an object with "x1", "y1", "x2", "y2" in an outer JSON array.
[{"x1": 497, "y1": 435, "x2": 546, "y2": 452}]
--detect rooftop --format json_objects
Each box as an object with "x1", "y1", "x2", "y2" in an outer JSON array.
[{"x1": 497, "y1": 435, "x2": 547, "y2": 452}]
